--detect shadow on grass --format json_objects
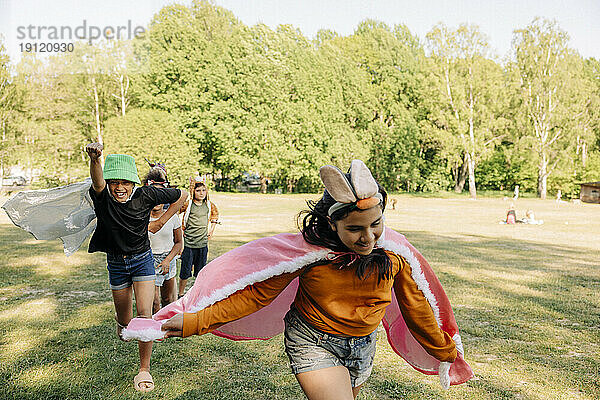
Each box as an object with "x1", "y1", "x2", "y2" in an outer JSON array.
[
  {"x1": 366, "y1": 376, "x2": 442, "y2": 399},
  {"x1": 1, "y1": 323, "x2": 303, "y2": 400},
  {"x1": 0, "y1": 225, "x2": 63, "y2": 286},
  {"x1": 0, "y1": 224, "x2": 305, "y2": 399},
  {"x1": 1, "y1": 223, "x2": 599, "y2": 399},
  {"x1": 402, "y1": 230, "x2": 600, "y2": 399}
]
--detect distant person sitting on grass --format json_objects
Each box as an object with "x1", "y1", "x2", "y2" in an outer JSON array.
[
  {"x1": 519, "y1": 209, "x2": 543, "y2": 225},
  {"x1": 85, "y1": 143, "x2": 187, "y2": 392},
  {"x1": 504, "y1": 203, "x2": 517, "y2": 224}
]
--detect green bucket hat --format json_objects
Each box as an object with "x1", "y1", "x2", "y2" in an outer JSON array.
[{"x1": 103, "y1": 154, "x2": 141, "y2": 185}]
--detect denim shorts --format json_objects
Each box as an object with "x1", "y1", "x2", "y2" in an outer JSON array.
[
  {"x1": 283, "y1": 307, "x2": 377, "y2": 387},
  {"x1": 153, "y1": 252, "x2": 177, "y2": 287},
  {"x1": 106, "y1": 249, "x2": 155, "y2": 290}
]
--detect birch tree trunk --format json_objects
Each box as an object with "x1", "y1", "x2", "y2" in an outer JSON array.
[
  {"x1": 92, "y1": 76, "x2": 102, "y2": 143},
  {"x1": 467, "y1": 66, "x2": 477, "y2": 199},
  {"x1": 538, "y1": 152, "x2": 548, "y2": 200},
  {"x1": 453, "y1": 156, "x2": 468, "y2": 193}
]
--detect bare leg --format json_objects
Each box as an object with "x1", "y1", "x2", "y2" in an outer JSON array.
[
  {"x1": 152, "y1": 286, "x2": 161, "y2": 314},
  {"x1": 161, "y1": 277, "x2": 177, "y2": 307},
  {"x1": 352, "y1": 384, "x2": 363, "y2": 399},
  {"x1": 112, "y1": 286, "x2": 133, "y2": 339},
  {"x1": 177, "y1": 278, "x2": 188, "y2": 297},
  {"x1": 132, "y1": 280, "x2": 155, "y2": 391},
  {"x1": 295, "y1": 366, "x2": 354, "y2": 400}
]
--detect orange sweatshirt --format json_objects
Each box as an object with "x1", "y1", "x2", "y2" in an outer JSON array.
[{"x1": 182, "y1": 251, "x2": 457, "y2": 362}]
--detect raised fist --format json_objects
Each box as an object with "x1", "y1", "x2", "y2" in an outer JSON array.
[{"x1": 85, "y1": 143, "x2": 103, "y2": 160}]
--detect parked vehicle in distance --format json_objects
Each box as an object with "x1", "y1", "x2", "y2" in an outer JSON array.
[
  {"x1": 2, "y1": 176, "x2": 27, "y2": 186},
  {"x1": 241, "y1": 172, "x2": 261, "y2": 187}
]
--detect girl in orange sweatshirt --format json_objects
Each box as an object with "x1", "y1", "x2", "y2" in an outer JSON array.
[{"x1": 160, "y1": 160, "x2": 462, "y2": 399}]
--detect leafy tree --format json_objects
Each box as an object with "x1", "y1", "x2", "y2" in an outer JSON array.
[
  {"x1": 333, "y1": 21, "x2": 431, "y2": 191},
  {"x1": 105, "y1": 40, "x2": 138, "y2": 117},
  {"x1": 137, "y1": 1, "x2": 372, "y2": 192},
  {"x1": 64, "y1": 42, "x2": 123, "y2": 144},
  {"x1": 426, "y1": 23, "x2": 508, "y2": 198},
  {"x1": 4, "y1": 3, "x2": 596, "y2": 195},
  {"x1": 135, "y1": 1, "x2": 247, "y2": 177},
  {"x1": 265, "y1": 24, "x2": 371, "y2": 191},
  {"x1": 511, "y1": 18, "x2": 588, "y2": 199},
  {"x1": 103, "y1": 108, "x2": 198, "y2": 186},
  {"x1": 579, "y1": 58, "x2": 600, "y2": 168},
  {"x1": 0, "y1": 36, "x2": 19, "y2": 180},
  {"x1": 8, "y1": 53, "x2": 90, "y2": 185}
]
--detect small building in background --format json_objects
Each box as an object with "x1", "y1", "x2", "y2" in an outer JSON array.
[{"x1": 580, "y1": 182, "x2": 600, "y2": 204}]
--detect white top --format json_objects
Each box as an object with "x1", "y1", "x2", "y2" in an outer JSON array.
[{"x1": 149, "y1": 214, "x2": 181, "y2": 254}]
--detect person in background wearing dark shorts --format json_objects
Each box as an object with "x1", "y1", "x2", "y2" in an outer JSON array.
[
  {"x1": 178, "y1": 177, "x2": 219, "y2": 298},
  {"x1": 85, "y1": 143, "x2": 187, "y2": 392}
]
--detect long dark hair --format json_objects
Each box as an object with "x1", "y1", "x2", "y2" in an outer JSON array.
[{"x1": 298, "y1": 180, "x2": 392, "y2": 282}]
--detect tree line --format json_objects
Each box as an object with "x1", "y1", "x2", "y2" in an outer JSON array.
[{"x1": 1, "y1": 0, "x2": 599, "y2": 198}]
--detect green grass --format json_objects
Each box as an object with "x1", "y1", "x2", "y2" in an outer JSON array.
[{"x1": 1, "y1": 192, "x2": 599, "y2": 399}]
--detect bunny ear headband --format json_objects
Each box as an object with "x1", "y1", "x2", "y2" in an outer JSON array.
[
  {"x1": 319, "y1": 160, "x2": 382, "y2": 216},
  {"x1": 144, "y1": 158, "x2": 168, "y2": 175}
]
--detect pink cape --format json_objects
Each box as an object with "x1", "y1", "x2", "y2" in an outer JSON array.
[{"x1": 122, "y1": 228, "x2": 474, "y2": 385}]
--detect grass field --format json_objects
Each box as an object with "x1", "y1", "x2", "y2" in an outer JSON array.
[{"x1": 0, "y1": 192, "x2": 598, "y2": 400}]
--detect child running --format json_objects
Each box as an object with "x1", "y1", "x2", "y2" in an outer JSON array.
[
  {"x1": 144, "y1": 167, "x2": 183, "y2": 314},
  {"x1": 178, "y1": 177, "x2": 219, "y2": 298},
  {"x1": 85, "y1": 143, "x2": 187, "y2": 392},
  {"x1": 160, "y1": 160, "x2": 463, "y2": 399}
]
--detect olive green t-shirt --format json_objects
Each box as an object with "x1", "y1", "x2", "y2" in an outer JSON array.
[{"x1": 184, "y1": 201, "x2": 209, "y2": 248}]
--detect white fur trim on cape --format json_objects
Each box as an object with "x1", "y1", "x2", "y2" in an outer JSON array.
[
  {"x1": 453, "y1": 333, "x2": 464, "y2": 355},
  {"x1": 379, "y1": 240, "x2": 441, "y2": 326},
  {"x1": 121, "y1": 327, "x2": 166, "y2": 342},
  {"x1": 187, "y1": 249, "x2": 331, "y2": 314}
]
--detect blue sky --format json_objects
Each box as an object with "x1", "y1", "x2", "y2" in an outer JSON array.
[{"x1": 1, "y1": 0, "x2": 598, "y2": 64}]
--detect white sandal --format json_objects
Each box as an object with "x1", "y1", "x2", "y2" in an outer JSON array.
[{"x1": 134, "y1": 370, "x2": 154, "y2": 392}]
